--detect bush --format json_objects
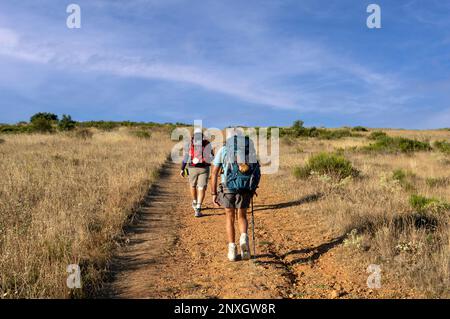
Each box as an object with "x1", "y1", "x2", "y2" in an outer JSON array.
[
  {"x1": 294, "y1": 152, "x2": 359, "y2": 180},
  {"x1": 368, "y1": 131, "x2": 388, "y2": 140},
  {"x1": 410, "y1": 194, "x2": 450, "y2": 213},
  {"x1": 0, "y1": 125, "x2": 20, "y2": 133},
  {"x1": 318, "y1": 128, "x2": 358, "y2": 140},
  {"x1": 0, "y1": 124, "x2": 32, "y2": 134},
  {"x1": 433, "y1": 140, "x2": 450, "y2": 154},
  {"x1": 58, "y1": 114, "x2": 76, "y2": 131},
  {"x1": 352, "y1": 126, "x2": 368, "y2": 132},
  {"x1": 292, "y1": 120, "x2": 304, "y2": 130},
  {"x1": 78, "y1": 121, "x2": 119, "y2": 131},
  {"x1": 31, "y1": 118, "x2": 53, "y2": 133},
  {"x1": 392, "y1": 169, "x2": 407, "y2": 182},
  {"x1": 293, "y1": 166, "x2": 311, "y2": 179},
  {"x1": 410, "y1": 194, "x2": 437, "y2": 211},
  {"x1": 362, "y1": 135, "x2": 431, "y2": 153},
  {"x1": 280, "y1": 120, "x2": 360, "y2": 140},
  {"x1": 130, "y1": 130, "x2": 151, "y2": 139},
  {"x1": 392, "y1": 169, "x2": 416, "y2": 191},
  {"x1": 30, "y1": 112, "x2": 58, "y2": 123}
]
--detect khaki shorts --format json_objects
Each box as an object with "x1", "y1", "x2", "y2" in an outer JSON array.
[
  {"x1": 217, "y1": 184, "x2": 252, "y2": 209},
  {"x1": 188, "y1": 166, "x2": 210, "y2": 189}
]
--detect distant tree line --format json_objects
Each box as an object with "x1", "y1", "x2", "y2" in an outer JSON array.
[
  {"x1": 279, "y1": 120, "x2": 367, "y2": 140},
  {"x1": 0, "y1": 112, "x2": 191, "y2": 134}
]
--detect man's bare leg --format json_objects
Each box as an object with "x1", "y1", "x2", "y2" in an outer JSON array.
[
  {"x1": 237, "y1": 208, "x2": 251, "y2": 260},
  {"x1": 225, "y1": 208, "x2": 236, "y2": 243},
  {"x1": 190, "y1": 187, "x2": 197, "y2": 203},
  {"x1": 237, "y1": 208, "x2": 248, "y2": 235},
  {"x1": 197, "y1": 187, "x2": 206, "y2": 206}
]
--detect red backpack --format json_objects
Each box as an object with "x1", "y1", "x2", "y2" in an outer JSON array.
[{"x1": 189, "y1": 137, "x2": 211, "y2": 167}]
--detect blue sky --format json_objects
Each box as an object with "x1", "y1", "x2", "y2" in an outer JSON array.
[{"x1": 0, "y1": 0, "x2": 449, "y2": 128}]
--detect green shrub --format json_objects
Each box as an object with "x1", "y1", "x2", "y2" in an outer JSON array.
[
  {"x1": 396, "y1": 138, "x2": 431, "y2": 152},
  {"x1": 392, "y1": 169, "x2": 407, "y2": 182},
  {"x1": 318, "y1": 129, "x2": 358, "y2": 140},
  {"x1": 368, "y1": 131, "x2": 388, "y2": 140},
  {"x1": 280, "y1": 121, "x2": 360, "y2": 140},
  {"x1": 292, "y1": 120, "x2": 304, "y2": 130},
  {"x1": 78, "y1": 121, "x2": 118, "y2": 131},
  {"x1": 0, "y1": 125, "x2": 20, "y2": 133},
  {"x1": 58, "y1": 114, "x2": 76, "y2": 131},
  {"x1": 31, "y1": 117, "x2": 53, "y2": 133},
  {"x1": 362, "y1": 136, "x2": 431, "y2": 153},
  {"x1": 0, "y1": 124, "x2": 32, "y2": 134},
  {"x1": 30, "y1": 112, "x2": 58, "y2": 123},
  {"x1": 294, "y1": 152, "x2": 359, "y2": 180},
  {"x1": 392, "y1": 169, "x2": 416, "y2": 191},
  {"x1": 96, "y1": 122, "x2": 118, "y2": 131},
  {"x1": 280, "y1": 120, "x2": 314, "y2": 138},
  {"x1": 410, "y1": 194, "x2": 450, "y2": 213},
  {"x1": 410, "y1": 194, "x2": 437, "y2": 211},
  {"x1": 130, "y1": 130, "x2": 151, "y2": 139},
  {"x1": 433, "y1": 140, "x2": 450, "y2": 154},
  {"x1": 352, "y1": 126, "x2": 368, "y2": 132},
  {"x1": 293, "y1": 166, "x2": 311, "y2": 179}
]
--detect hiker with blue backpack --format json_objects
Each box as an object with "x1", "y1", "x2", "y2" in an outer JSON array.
[
  {"x1": 180, "y1": 128, "x2": 214, "y2": 217},
  {"x1": 210, "y1": 130, "x2": 261, "y2": 261}
]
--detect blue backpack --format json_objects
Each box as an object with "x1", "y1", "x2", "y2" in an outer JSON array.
[{"x1": 224, "y1": 135, "x2": 261, "y2": 194}]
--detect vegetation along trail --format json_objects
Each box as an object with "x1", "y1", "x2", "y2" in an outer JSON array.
[{"x1": 103, "y1": 151, "x2": 423, "y2": 299}]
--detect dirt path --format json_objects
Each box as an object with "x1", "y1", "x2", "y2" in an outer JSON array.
[{"x1": 103, "y1": 161, "x2": 410, "y2": 299}]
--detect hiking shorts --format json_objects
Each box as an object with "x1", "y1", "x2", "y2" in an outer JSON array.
[
  {"x1": 217, "y1": 184, "x2": 252, "y2": 209},
  {"x1": 188, "y1": 166, "x2": 210, "y2": 189}
]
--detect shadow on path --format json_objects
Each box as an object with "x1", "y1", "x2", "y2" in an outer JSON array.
[
  {"x1": 254, "y1": 235, "x2": 346, "y2": 267},
  {"x1": 254, "y1": 193, "x2": 323, "y2": 212}
]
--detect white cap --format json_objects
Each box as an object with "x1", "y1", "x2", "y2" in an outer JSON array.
[{"x1": 194, "y1": 127, "x2": 202, "y2": 134}]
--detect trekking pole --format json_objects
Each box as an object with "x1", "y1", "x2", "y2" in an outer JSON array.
[{"x1": 251, "y1": 196, "x2": 256, "y2": 258}]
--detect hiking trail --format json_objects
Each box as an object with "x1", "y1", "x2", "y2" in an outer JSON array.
[{"x1": 102, "y1": 160, "x2": 414, "y2": 299}]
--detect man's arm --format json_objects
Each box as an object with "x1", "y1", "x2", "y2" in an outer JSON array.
[
  {"x1": 180, "y1": 142, "x2": 190, "y2": 177},
  {"x1": 210, "y1": 164, "x2": 220, "y2": 195},
  {"x1": 210, "y1": 146, "x2": 224, "y2": 206},
  {"x1": 211, "y1": 164, "x2": 221, "y2": 207}
]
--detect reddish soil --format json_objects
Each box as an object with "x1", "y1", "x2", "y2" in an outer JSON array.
[{"x1": 103, "y1": 162, "x2": 417, "y2": 299}]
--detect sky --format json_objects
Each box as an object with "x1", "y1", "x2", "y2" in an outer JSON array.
[{"x1": 0, "y1": 0, "x2": 449, "y2": 128}]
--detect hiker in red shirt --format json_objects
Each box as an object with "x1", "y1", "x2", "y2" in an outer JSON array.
[{"x1": 180, "y1": 128, "x2": 214, "y2": 217}]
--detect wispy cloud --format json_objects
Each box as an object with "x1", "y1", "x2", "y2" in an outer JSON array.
[
  {"x1": 0, "y1": 20, "x2": 407, "y2": 115},
  {"x1": 0, "y1": 0, "x2": 449, "y2": 127}
]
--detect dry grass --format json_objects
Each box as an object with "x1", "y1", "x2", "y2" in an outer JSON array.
[
  {"x1": 1, "y1": 126, "x2": 449, "y2": 298},
  {"x1": 0, "y1": 129, "x2": 172, "y2": 298},
  {"x1": 277, "y1": 129, "x2": 450, "y2": 297}
]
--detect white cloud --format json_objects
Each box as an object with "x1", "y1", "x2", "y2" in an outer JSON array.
[
  {"x1": 0, "y1": 27, "x2": 19, "y2": 47},
  {"x1": 0, "y1": 13, "x2": 415, "y2": 117}
]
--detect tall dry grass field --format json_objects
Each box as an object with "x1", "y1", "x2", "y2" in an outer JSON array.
[
  {"x1": 272, "y1": 130, "x2": 450, "y2": 297},
  {"x1": 0, "y1": 129, "x2": 172, "y2": 298}
]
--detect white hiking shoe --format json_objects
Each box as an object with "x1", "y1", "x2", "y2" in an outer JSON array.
[
  {"x1": 227, "y1": 243, "x2": 237, "y2": 261},
  {"x1": 240, "y1": 233, "x2": 251, "y2": 260},
  {"x1": 192, "y1": 200, "x2": 197, "y2": 210},
  {"x1": 194, "y1": 207, "x2": 203, "y2": 218}
]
